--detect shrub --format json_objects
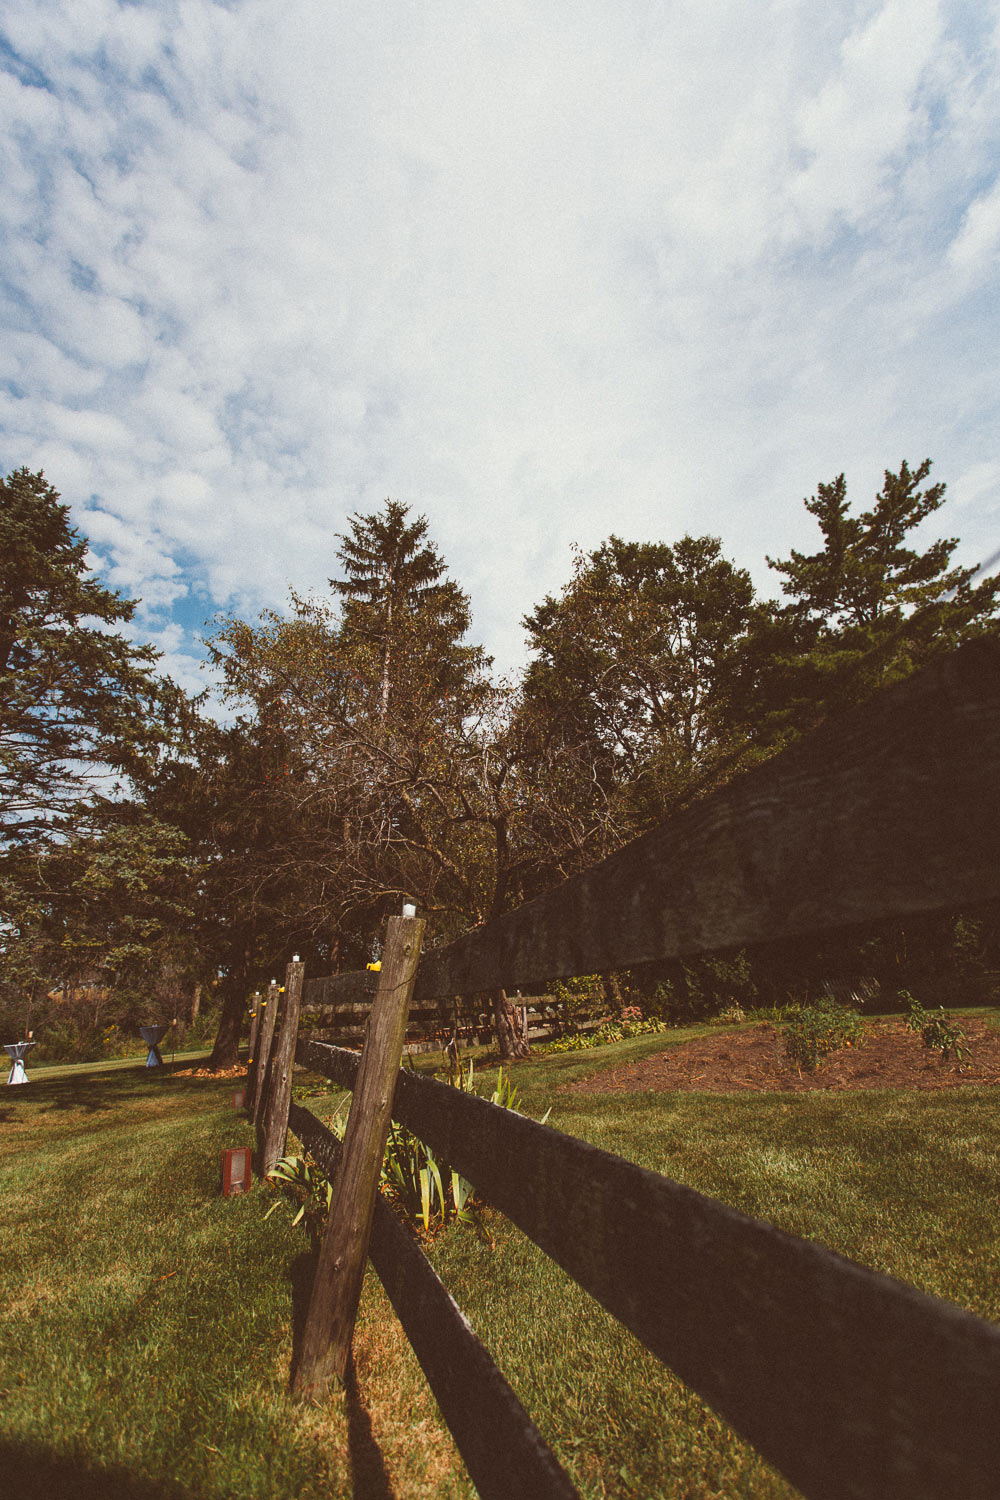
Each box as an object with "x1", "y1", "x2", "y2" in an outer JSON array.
[
  {"x1": 901, "y1": 990, "x2": 970, "y2": 1068},
  {"x1": 536, "y1": 1008, "x2": 666, "y2": 1055},
  {"x1": 782, "y1": 998, "x2": 866, "y2": 1072},
  {"x1": 709, "y1": 1003, "x2": 747, "y2": 1026}
]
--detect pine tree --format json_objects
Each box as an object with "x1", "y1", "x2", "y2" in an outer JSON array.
[
  {"x1": 745, "y1": 459, "x2": 1000, "y2": 743},
  {"x1": 331, "y1": 499, "x2": 486, "y2": 723},
  {"x1": 0, "y1": 468, "x2": 167, "y2": 845}
]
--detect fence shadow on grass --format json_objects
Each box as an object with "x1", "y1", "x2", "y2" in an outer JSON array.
[
  {"x1": 287, "y1": 1248, "x2": 397, "y2": 1500},
  {"x1": 0, "y1": 1438, "x2": 188, "y2": 1500},
  {"x1": 344, "y1": 1351, "x2": 398, "y2": 1500}
]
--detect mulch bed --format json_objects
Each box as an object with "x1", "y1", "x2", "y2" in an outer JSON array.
[
  {"x1": 562, "y1": 1019, "x2": 1000, "y2": 1095},
  {"x1": 173, "y1": 1063, "x2": 248, "y2": 1080}
]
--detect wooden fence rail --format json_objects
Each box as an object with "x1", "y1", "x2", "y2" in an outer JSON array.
[
  {"x1": 288, "y1": 1102, "x2": 578, "y2": 1500},
  {"x1": 304, "y1": 637, "x2": 1000, "y2": 1012},
  {"x1": 251, "y1": 638, "x2": 1000, "y2": 1499},
  {"x1": 294, "y1": 1039, "x2": 1000, "y2": 1500}
]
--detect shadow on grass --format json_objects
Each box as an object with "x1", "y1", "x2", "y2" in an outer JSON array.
[
  {"x1": 10, "y1": 1064, "x2": 230, "y2": 1116},
  {"x1": 0, "y1": 1439, "x2": 189, "y2": 1500},
  {"x1": 288, "y1": 1249, "x2": 397, "y2": 1500}
]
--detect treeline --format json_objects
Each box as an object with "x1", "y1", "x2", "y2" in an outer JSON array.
[{"x1": 1, "y1": 461, "x2": 998, "y2": 1066}]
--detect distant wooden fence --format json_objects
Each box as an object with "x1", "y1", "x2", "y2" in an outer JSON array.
[
  {"x1": 299, "y1": 992, "x2": 562, "y2": 1053},
  {"x1": 250, "y1": 638, "x2": 1000, "y2": 1500}
]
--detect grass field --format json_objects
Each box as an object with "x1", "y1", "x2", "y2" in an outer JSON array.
[{"x1": 2, "y1": 1025, "x2": 998, "y2": 1499}]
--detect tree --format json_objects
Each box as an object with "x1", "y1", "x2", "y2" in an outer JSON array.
[
  {"x1": 0, "y1": 802, "x2": 199, "y2": 1055},
  {"x1": 522, "y1": 534, "x2": 757, "y2": 828},
  {"x1": 332, "y1": 500, "x2": 486, "y2": 723},
  {"x1": 0, "y1": 469, "x2": 209, "y2": 1056},
  {"x1": 741, "y1": 459, "x2": 1000, "y2": 747},
  {"x1": 198, "y1": 504, "x2": 500, "y2": 1065},
  {"x1": 0, "y1": 468, "x2": 170, "y2": 846}
]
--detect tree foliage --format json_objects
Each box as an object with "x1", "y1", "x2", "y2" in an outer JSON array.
[
  {"x1": 741, "y1": 459, "x2": 1000, "y2": 746},
  {"x1": 4, "y1": 461, "x2": 998, "y2": 1066},
  {"x1": 333, "y1": 499, "x2": 487, "y2": 723},
  {"x1": 522, "y1": 534, "x2": 757, "y2": 827},
  {"x1": 0, "y1": 468, "x2": 203, "y2": 1053},
  {"x1": 0, "y1": 469, "x2": 173, "y2": 845}
]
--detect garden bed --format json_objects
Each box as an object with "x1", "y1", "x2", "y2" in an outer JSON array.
[{"x1": 563, "y1": 1017, "x2": 1000, "y2": 1094}]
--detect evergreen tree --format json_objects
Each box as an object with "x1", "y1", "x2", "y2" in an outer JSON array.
[
  {"x1": 0, "y1": 468, "x2": 168, "y2": 845},
  {"x1": 0, "y1": 804, "x2": 199, "y2": 1050},
  {"x1": 743, "y1": 459, "x2": 1000, "y2": 745},
  {"x1": 332, "y1": 499, "x2": 487, "y2": 722}
]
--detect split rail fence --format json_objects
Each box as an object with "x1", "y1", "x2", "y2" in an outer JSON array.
[{"x1": 247, "y1": 637, "x2": 1000, "y2": 1500}]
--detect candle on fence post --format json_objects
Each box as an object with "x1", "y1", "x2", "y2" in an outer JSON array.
[
  {"x1": 248, "y1": 979, "x2": 280, "y2": 1118},
  {"x1": 258, "y1": 959, "x2": 305, "y2": 1176},
  {"x1": 293, "y1": 909, "x2": 425, "y2": 1398}
]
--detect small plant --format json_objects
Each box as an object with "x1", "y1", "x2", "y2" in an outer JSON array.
[
  {"x1": 264, "y1": 1151, "x2": 335, "y2": 1246},
  {"x1": 710, "y1": 1003, "x2": 747, "y2": 1026},
  {"x1": 536, "y1": 1009, "x2": 665, "y2": 1054},
  {"x1": 746, "y1": 1003, "x2": 804, "y2": 1026},
  {"x1": 782, "y1": 998, "x2": 866, "y2": 1073},
  {"x1": 901, "y1": 990, "x2": 970, "y2": 1068},
  {"x1": 268, "y1": 1061, "x2": 550, "y2": 1243}
]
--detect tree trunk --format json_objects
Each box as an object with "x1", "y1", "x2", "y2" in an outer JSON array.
[
  {"x1": 189, "y1": 983, "x2": 201, "y2": 1024},
  {"x1": 490, "y1": 987, "x2": 531, "y2": 1060},
  {"x1": 379, "y1": 594, "x2": 393, "y2": 722},
  {"x1": 602, "y1": 972, "x2": 624, "y2": 1017},
  {"x1": 209, "y1": 963, "x2": 250, "y2": 1069}
]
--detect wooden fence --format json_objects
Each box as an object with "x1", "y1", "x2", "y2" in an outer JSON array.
[
  {"x1": 299, "y1": 993, "x2": 558, "y2": 1052},
  {"x1": 249, "y1": 637, "x2": 1000, "y2": 1500}
]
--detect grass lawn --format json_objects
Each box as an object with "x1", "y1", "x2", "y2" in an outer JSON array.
[{"x1": 3, "y1": 1026, "x2": 999, "y2": 1499}]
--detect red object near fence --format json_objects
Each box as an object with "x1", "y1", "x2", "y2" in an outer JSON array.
[{"x1": 221, "y1": 1147, "x2": 251, "y2": 1197}]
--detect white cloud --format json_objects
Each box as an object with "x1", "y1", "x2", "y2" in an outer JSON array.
[
  {"x1": 949, "y1": 172, "x2": 1000, "y2": 265},
  {"x1": 0, "y1": 0, "x2": 998, "y2": 689}
]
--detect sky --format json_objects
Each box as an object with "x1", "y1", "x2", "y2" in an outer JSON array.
[{"x1": 2, "y1": 0, "x2": 999, "y2": 695}]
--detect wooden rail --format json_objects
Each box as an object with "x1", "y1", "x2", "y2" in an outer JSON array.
[
  {"x1": 288, "y1": 1102, "x2": 578, "y2": 1500},
  {"x1": 256, "y1": 639, "x2": 1000, "y2": 1499},
  {"x1": 295, "y1": 1039, "x2": 1000, "y2": 1500},
  {"x1": 307, "y1": 637, "x2": 1000, "y2": 1010}
]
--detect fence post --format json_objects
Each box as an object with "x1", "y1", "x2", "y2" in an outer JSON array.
[
  {"x1": 293, "y1": 910, "x2": 425, "y2": 1399},
  {"x1": 248, "y1": 979, "x2": 280, "y2": 1118},
  {"x1": 257, "y1": 960, "x2": 305, "y2": 1176},
  {"x1": 247, "y1": 991, "x2": 262, "y2": 1068}
]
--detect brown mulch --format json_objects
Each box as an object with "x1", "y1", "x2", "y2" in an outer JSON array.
[
  {"x1": 562, "y1": 1019, "x2": 1000, "y2": 1095},
  {"x1": 173, "y1": 1063, "x2": 248, "y2": 1080}
]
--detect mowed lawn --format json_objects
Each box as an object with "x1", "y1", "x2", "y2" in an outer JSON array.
[{"x1": 2, "y1": 1027, "x2": 999, "y2": 1499}]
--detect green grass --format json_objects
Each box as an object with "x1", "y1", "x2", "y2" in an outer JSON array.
[
  {"x1": 19, "y1": 1048, "x2": 213, "y2": 1081},
  {"x1": 303, "y1": 1025, "x2": 1000, "y2": 1498},
  {"x1": 5, "y1": 1026, "x2": 1000, "y2": 1499},
  {"x1": 0, "y1": 1062, "x2": 473, "y2": 1499},
  {"x1": 427, "y1": 1058, "x2": 1000, "y2": 1498}
]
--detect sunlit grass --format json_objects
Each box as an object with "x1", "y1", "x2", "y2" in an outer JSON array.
[
  {"x1": 0, "y1": 1063, "x2": 473, "y2": 1500},
  {"x1": 304, "y1": 1022, "x2": 1000, "y2": 1499},
  {"x1": 6, "y1": 1023, "x2": 999, "y2": 1500}
]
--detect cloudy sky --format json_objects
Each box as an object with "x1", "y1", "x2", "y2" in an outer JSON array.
[{"x1": 2, "y1": 0, "x2": 999, "y2": 692}]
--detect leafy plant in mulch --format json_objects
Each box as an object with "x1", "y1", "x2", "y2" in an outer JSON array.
[
  {"x1": 538, "y1": 1006, "x2": 666, "y2": 1054},
  {"x1": 901, "y1": 990, "x2": 970, "y2": 1069},
  {"x1": 781, "y1": 996, "x2": 866, "y2": 1072}
]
